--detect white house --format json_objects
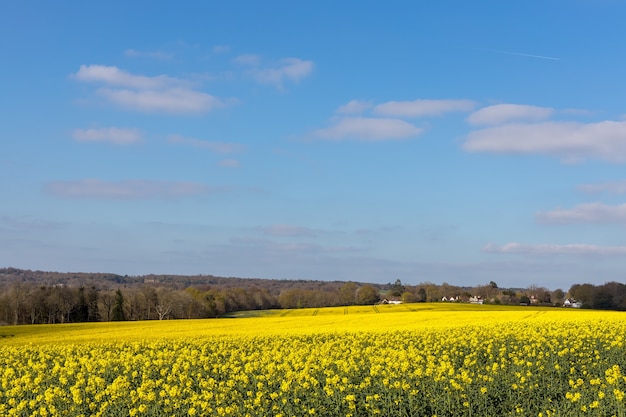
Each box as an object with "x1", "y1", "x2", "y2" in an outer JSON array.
[
  {"x1": 563, "y1": 298, "x2": 582, "y2": 308},
  {"x1": 469, "y1": 296, "x2": 483, "y2": 305}
]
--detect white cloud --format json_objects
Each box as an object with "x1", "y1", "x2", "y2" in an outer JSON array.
[
  {"x1": 257, "y1": 224, "x2": 317, "y2": 237},
  {"x1": 312, "y1": 117, "x2": 423, "y2": 141},
  {"x1": 74, "y1": 65, "x2": 184, "y2": 89},
  {"x1": 484, "y1": 242, "x2": 626, "y2": 256},
  {"x1": 250, "y1": 58, "x2": 314, "y2": 89},
  {"x1": 466, "y1": 104, "x2": 554, "y2": 125},
  {"x1": 463, "y1": 120, "x2": 626, "y2": 162},
  {"x1": 73, "y1": 65, "x2": 226, "y2": 114},
  {"x1": 72, "y1": 127, "x2": 142, "y2": 145},
  {"x1": 97, "y1": 88, "x2": 222, "y2": 114},
  {"x1": 373, "y1": 99, "x2": 476, "y2": 117},
  {"x1": 537, "y1": 203, "x2": 626, "y2": 224},
  {"x1": 167, "y1": 134, "x2": 245, "y2": 153},
  {"x1": 578, "y1": 181, "x2": 626, "y2": 194},
  {"x1": 336, "y1": 100, "x2": 373, "y2": 115},
  {"x1": 45, "y1": 179, "x2": 218, "y2": 200}
]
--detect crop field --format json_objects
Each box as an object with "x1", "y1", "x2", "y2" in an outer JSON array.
[{"x1": 1, "y1": 303, "x2": 625, "y2": 416}]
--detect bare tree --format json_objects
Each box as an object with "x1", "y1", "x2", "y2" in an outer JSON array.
[
  {"x1": 155, "y1": 288, "x2": 173, "y2": 320},
  {"x1": 9, "y1": 283, "x2": 28, "y2": 325},
  {"x1": 99, "y1": 290, "x2": 115, "y2": 321}
]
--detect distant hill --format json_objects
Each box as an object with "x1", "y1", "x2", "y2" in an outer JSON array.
[{"x1": 0, "y1": 267, "x2": 382, "y2": 293}]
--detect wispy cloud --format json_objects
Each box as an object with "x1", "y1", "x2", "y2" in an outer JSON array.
[
  {"x1": 336, "y1": 100, "x2": 373, "y2": 115},
  {"x1": 218, "y1": 159, "x2": 241, "y2": 168},
  {"x1": 74, "y1": 65, "x2": 185, "y2": 89},
  {"x1": 250, "y1": 58, "x2": 314, "y2": 89},
  {"x1": 73, "y1": 65, "x2": 225, "y2": 114},
  {"x1": 212, "y1": 45, "x2": 230, "y2": 54},
  {"x1": 97, "y1": 88, "x2": 222, "y2": 114},
  {"x1": 167, "y1": 134, "x2": 246, "y2": 153},
  {"x1": 419, "y1": 224, "x2": 459, "y2": 243},
  {"x1": 484, "y1": 242, "x2": 626, "y2": 256},
  {"x1": 227, "y1": 237, "x2": 360, "y2": 258},
  {"x1": 578, "y1": 181, "x2": 626, "y2": 194},
  {"x1": 124, "y1": 49, "x2": 173, "y2": 60},
  {"x1": 256, "y1": 224, "x2": 317, "y2": 237},
  {"x1": 309, "y1": 97, "x2": 476, "y2": 143},
  {"x1": 72, "y1": 127, "x2": 143, "y2": 145},
  {"x1": 463, "y1": 120, "x2": 626, "y2": 162},
  {"x1": 45, "y1": 179, "x2": 220, "y2": 200},
  {"x1": 311, "y1": 117, "x2": 423, "y2": 141},
  {"x1": 537, "y1": 203, "x2": 626, "y2": 224},
  {"x1": 373, "y1": 99, "x2": 476, "y2": 118},
  {"x1": 561, "y1": 108, "x2": 596, "y2": 117},
  {"x1": 1, "y1": 215, "x2": 63, "y2": 232},
  {"x1": 234, "y1": 54, "x2": 262, "y2": 66},
  {"x1": 467, "y1": 104, "x2": 554, "y2": 125},
  {"x1": 235, "y1": 55, "x2": 314, "y2": 89}
]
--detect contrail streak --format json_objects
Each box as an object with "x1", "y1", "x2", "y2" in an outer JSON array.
[{"x1": 490, "y1": 49, "x2": 560, "y2": 61}]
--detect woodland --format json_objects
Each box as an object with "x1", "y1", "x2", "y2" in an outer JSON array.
[{"x1": 0, "y1": 267, "x2": 623, "y2": 325}]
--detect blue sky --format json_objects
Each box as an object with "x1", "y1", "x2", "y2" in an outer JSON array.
[{"x1": 2, "y1": 1, "x2": 626, "y2": 290}]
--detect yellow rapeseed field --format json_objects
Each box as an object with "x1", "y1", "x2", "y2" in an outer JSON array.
[{"x1": 1, "y1": 303, "x2": 625, "y2": 416}]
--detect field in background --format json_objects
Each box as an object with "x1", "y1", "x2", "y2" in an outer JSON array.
[
  {"x1": 1, "y1": 302, "x2": 575, "y2": 344},
  {"x1": 2, "y1": 304, "x2": 625, "y2": 416}
]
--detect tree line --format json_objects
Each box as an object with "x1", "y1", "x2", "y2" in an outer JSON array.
[
  {"x1": 0, "y1": 283, "x2": 386, "y2": 325},
  {"x1": 0, "y1": 268, "x2": 623, "y2": 325},
  {"x1": 0, "y1": 268, "x2": 388, "y2": 325},
  {"x1": 568, "y1": 282, "x2": 626, "y2": 311}
]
